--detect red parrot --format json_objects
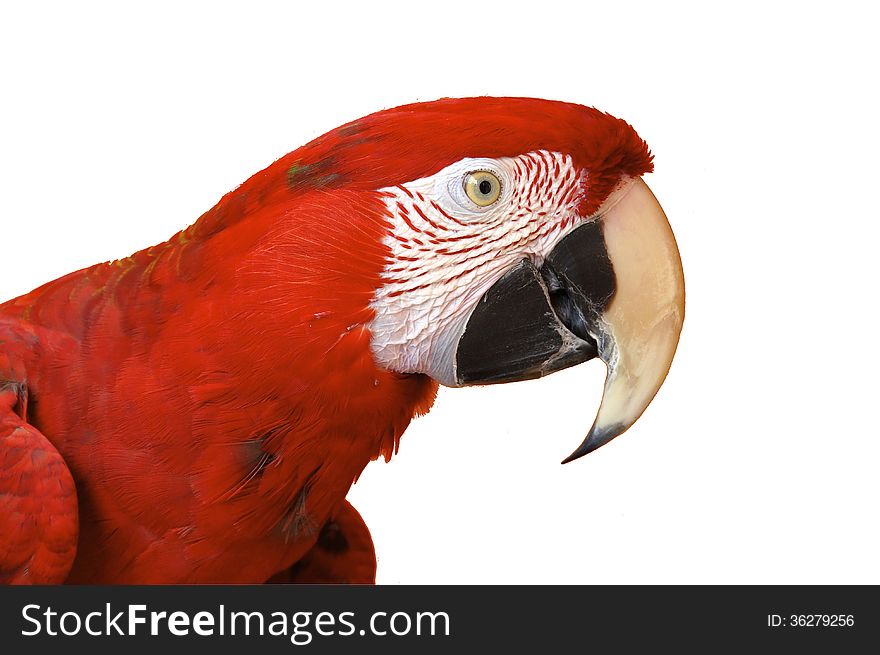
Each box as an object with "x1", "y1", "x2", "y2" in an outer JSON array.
[{"x1": 0, "y1": 97, "x2": 684, "y2": 584}]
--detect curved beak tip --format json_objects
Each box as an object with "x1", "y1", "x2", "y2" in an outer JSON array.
[{"x1": 561, "y1": 422, "x2": 627, "y2": 464}]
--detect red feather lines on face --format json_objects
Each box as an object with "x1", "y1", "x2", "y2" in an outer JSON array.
[{"x1": 380, "y1": 149, "x2": 585, "y2": 299}]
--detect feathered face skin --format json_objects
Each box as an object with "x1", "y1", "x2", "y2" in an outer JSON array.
[
  {"x1": 0, "y1": 97, "x2": 683, "y2": 583},
  {"x1": 370, "y1": 150, "x2": 589, "y2": 383}
]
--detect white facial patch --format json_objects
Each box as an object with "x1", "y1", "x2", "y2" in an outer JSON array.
[{"x1": 368, "y1": 150, "x2": 587, "y2": 386}]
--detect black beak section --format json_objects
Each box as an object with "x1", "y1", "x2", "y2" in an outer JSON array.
[{"x1": 455, "y1": 221, "x2": 615, "y2": 386}]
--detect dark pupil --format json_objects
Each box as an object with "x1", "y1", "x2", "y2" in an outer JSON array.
[{"x1": 478, "y1": 179, "x2": 493, "y2": 195}]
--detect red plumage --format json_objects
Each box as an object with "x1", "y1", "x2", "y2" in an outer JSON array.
[{"x1": 0, "y1": 97, "x2": 651, "y2": 583}]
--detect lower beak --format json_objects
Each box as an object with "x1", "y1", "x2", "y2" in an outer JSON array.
[{"x1": 454, "y1": 177, "x2": 685, "y2": 462}]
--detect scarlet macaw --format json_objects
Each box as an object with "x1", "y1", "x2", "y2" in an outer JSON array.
[{"x1": 0, "y1": 97, "x2": 684, "y2": 583}]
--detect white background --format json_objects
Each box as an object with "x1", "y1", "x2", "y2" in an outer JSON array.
[{"x1": 1, "y1": 2, "x2": 877, "y2": 584}]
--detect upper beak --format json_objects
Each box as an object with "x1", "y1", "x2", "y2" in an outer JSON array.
[
  {"x1": 556, "y1": 178, "x2": 685, "y2": 462},
  {"x1": 454, "y1": 177, "x2": 685, "y2": 462}
]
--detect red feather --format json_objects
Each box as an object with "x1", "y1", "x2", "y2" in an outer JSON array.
[{"x1": 0, "y1": 97, "x2": 648, "y2": 582}]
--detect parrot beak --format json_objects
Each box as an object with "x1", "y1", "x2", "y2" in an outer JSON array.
[
  {"x1": 557, "y1": 178, "x2": 685, "y2": 462},
  {"x1": 455, "y1": 177, "x2": 684, "y2": 461}
]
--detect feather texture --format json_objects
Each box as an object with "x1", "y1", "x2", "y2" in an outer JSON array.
[{"x1": 0, "y1": 97, "x2": 649, "y2": 582}]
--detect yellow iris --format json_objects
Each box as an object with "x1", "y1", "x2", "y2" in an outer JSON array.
[{"x1": 463, "y1": 171, "x2": 502, "y2": 207}]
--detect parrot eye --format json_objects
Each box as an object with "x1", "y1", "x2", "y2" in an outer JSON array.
[{"x1": 463, "y1": 170, "x2": 502, "y2": 207}]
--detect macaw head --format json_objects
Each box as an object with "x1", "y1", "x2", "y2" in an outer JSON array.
[{"x1": 244, "y1": 97, "x2": 684, "y2": 461}]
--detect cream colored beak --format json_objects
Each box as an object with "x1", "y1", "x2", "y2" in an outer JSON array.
[{"x1": 563, "y1": 178, "x2": 685, "y2": 462}]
